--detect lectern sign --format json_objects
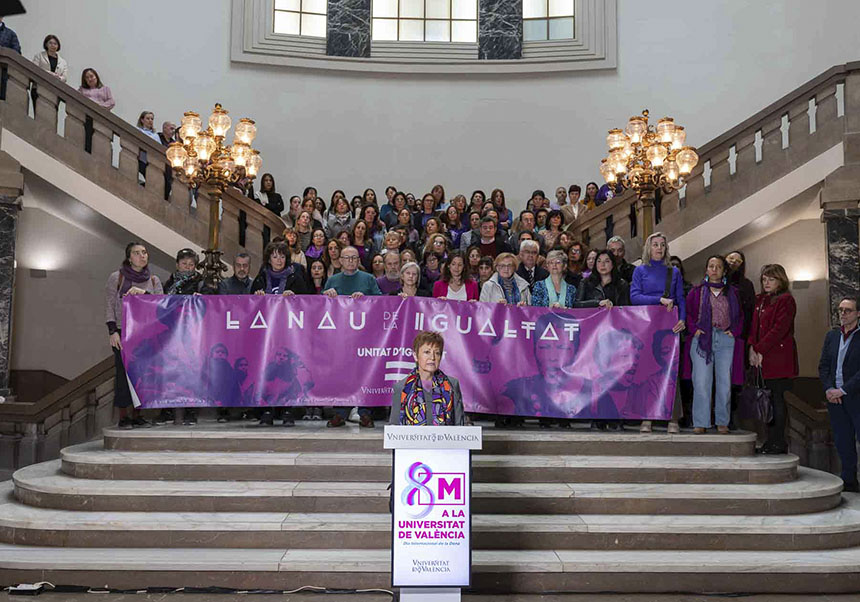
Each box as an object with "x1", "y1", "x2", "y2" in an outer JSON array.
[{"x1": 386, "y1": 426, "x2": 481, "y2": 589}]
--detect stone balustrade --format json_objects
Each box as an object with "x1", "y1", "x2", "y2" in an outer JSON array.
[
  {"x1": 0, "y1": 48, "x2": 285, "y2": 268},
  {"x1": 567, "y1": 61, "x2": 860, "y2": 259},
  {"x1": 0, "y1": 357, "x2": 114, "y2": 471}
]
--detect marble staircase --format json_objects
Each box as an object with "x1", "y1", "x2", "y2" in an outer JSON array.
[{"x1": 1, "y1": 421, "x2": 859, "y2": 594}]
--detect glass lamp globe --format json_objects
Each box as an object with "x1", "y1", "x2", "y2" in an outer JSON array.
[
  {"x1": 599, "y1": 159, "x2": 617, "y2": 183},
  {"x1": 676, "y1": 147, "x2": 699, "y2": 175},
  {"x1": 230, "y1": 142, "x2": 250, "y2": 167},
  {"x1": 166, "y1": 142, "x2": 187, "y2": 169},
  {"x1": 183, "y1": 156, "x2": 198, "y2": 178},
  {"x1": 609, "y1": 150, "x2": 627, "y2": 174},
  {"x1": 663, "y1": 160, "x2": 680, "y2": 182},
  {"x1": 234, "y1": 119, "x2": 257, "y2": 145},
  {"x1": 646, "y1": 144, "x2": 668, "y2": 167},
  {"x1": 625, "y1": 116, "x2": 648, "y2": 144},
  {"x1": 670, "y1": 126, "x2": 686, "y2": 150},
  {"x1": 218, "y1": 156, "x2": 236, "y2": 178},
  {"x1": 656, "y1": 118, "x2": 675, "y2": 143},
  {"x1": 246, "y1": 151, "x2": 262, "y2": 177},
  {"x1": 180, "y1": 111, "x2": 202, "y2": 139},
  {"x1": 209, "y1": 104, "x2": 232, "y2": 138},
  {"x1": 193, "y1": 132, "x2": 216, "y2": 162},
  {"x1": 606, "y1": 129, "x2": 627, "y2": 151}
]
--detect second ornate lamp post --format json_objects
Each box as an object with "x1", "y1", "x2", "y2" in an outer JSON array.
[
  {"x1": 165, "y1": 104, "x2": 262, "y2": 290},
  {"x1": 600, "y1": 110, "x2": 699, "y2": 240}
]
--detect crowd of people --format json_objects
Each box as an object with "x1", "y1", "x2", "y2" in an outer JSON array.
[
  {"x1": 103, "y1": 178, "x2": 807, "y2": 458},
  {"x1": 18, "y1": 24, "x2": 856, "y2": 473}
]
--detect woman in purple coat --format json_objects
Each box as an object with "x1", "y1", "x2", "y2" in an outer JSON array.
[
  {"x1": 630, "y1": 232, "x2": 686, "y2": 433},
  {"x1": 681, "y1": 256, "x2": 744, "y2": 434}
]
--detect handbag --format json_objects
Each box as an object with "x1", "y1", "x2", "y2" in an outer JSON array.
[{"x1": 740, "y1": 366, "x2": 773, "y2": 424}]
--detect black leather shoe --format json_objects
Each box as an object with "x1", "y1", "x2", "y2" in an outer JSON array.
[
  {"x1": 757, "y1": 442, "x2": 787, "y2": 455},
  {"x1": 258, "y1": 411, "x2": 274, "y2": 426},
  {"x1": 844, "y1": 482, "x2": 860, "y2": 493}
]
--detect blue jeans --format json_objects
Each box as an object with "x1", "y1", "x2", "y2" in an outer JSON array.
[
  {"x1": 691, "y1": 330, "x2": 734, "y2": 428},
  {"x1": 335, "y1": 407, "x2": 370, "y2": 419}
]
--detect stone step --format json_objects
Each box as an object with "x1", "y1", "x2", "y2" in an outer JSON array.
[
  {"x1": 13, "y1": 461, "x2": 841, "y2": 515},
  {"x1": 102, "y1": 422, "x2": 758, "y2": 457},
  {"x1": 60, "y1": 441, "x2": 797, "y2": 484},
  {"x1": 2, "y1": 544, "x2": 860, "y2": 593},
  {"x1": 2, "y1": 482, "x2": 858, "y2": 551}
]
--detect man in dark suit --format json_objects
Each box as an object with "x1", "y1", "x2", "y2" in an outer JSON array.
[
  {"x1": 515, "y1": 239, "x2": 548, "y2": 289},
  {"x1": 819, "y1": 296, "x2": 860, "y2": 492}
]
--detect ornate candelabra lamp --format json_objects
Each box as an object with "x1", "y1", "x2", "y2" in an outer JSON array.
[
  {"x1": 165, "y1": 104, "x2": 262, "y2": 289},
  {"x1": 600, "y1": 110, "x2": 698, "y2": 239}
]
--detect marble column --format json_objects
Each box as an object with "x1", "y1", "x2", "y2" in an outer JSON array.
[
  {"x1": 479, "y1": 0, "x2": 522, "y2": 60},
  {"x1": 823, "y1": 208, "x2": 860, "y2": 326},
  {"x1": 327, "y1": 0, "x2": 371, "y2": 58},
  {"x1": 0, "y1": 195, "x2": 21, "y2": 396}
]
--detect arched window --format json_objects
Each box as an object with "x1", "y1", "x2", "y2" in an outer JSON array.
[
  {"x1": 523, "y1": 0, "x2": 574, "y2": 41},
  {"x1": 273, "y1": 0, "x2": 327, "y2": 37},
  {"x1": 372, "y1": 0, "x2": 478, "y2": 42}
]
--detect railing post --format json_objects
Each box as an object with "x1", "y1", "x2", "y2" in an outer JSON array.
[
  {"x1": 90, "y1": 119, "x2": 115, "y2": 166},
  {"x1": 2, "y1": 63, "x2": 29, "y2": 109},
  {"x1": 63, "y1": 98, "x2": 88, "y2": 150},
  {"x1": 31, "y1": 82, "x2": 59, "y2": 131}
]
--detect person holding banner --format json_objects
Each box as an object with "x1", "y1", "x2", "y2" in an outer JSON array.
[
  {"x1": 630, "y1": 232, "x2": 685, "y2": 434},
  {"x1": 479, "y1": 252, "x2": 531, "y2": 305},
  {"x1": 574, "y1": 250, "x2": 630, "y2": 309},
  {"x1": 323, "y1": 247, "x2": 382, "y2": 299},
  {"x1": 682, "y1": 255, "x2": 744, "y2": 434},
  {"x1": 433, "y1": 251, "x2": 479, "y2": 301},
  {"x1": 250, "y1": 241, "x2": 310, "y2": 297},
  {"x1": 324, "y1": 246, "x2": 381, "y2": 428},
  {"x1": 390, "y1": 331, "x2": 465, "y2": 426},
  {"x1": 105, "y1": 242, "x2": 163, "y2": 429},
  {"x1": 532, "y1": 250, "x2": 576, "y2": 308},
  {"x1": 394, "y1": 262, "x2": 432, "y2": 298}
]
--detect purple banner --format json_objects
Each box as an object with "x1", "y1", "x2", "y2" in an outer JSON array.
[{"x1": 121, "y1": 295, "x2": 679, "y2": 420}]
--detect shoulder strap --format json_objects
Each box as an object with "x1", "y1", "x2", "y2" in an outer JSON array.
[
  {"x1": 662, "y1": 266, "x2": 673, "y2": 299},
  {"x1": 116, "y1": 273, "x2": 124, "y2": 292}
]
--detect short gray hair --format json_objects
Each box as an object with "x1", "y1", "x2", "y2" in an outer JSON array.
[
  {"x1": 401, "y1": 261, "x2": 420, "y2": 277},
  {"x1": 546, "y1": 249, "x2": 567, "y2": 265},
  {"x1": 607, "y1": 236, "x2": 625, "y2": 248},
  {"x1": 519, "y1": 239, "x2": 540, "y2": 254}
]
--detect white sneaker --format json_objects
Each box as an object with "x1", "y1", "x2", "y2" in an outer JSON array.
[
  {"x1": 348, "y1": 407, "x2": 361, "y2": 423},
  {"x1": 639, "y1": 420, "x2": 652, "y2": 433}
]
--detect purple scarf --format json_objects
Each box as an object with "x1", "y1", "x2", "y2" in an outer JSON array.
[
  {"x1": 265, "y1": 265, "x2": 294, "y2": 294},
  {"x1": 119, "y1": 263, "x2": 151, "y2": 296},
  {"x1": 306, "y1": 246, "x2": 324, "y2": 260},
  {"x1": 696, "y1": 280, "x2": 740, "y2": 363}
]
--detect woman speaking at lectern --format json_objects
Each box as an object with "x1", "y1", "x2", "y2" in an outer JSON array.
[{"x1": 389, "y1": 331, "x2": 465, "y2": 426}]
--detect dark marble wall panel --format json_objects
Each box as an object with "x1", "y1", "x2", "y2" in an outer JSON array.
[
  {"x1": 327, "y1": 0, "x2": 371, "y2": 58},
  {"x1": 0, "y1": 196, "x2": 21, "y2": 396},
  {"x1": 823, "y1": 208, "x2": 860, "y2": 326},
  {"x1": 479, "y1": 0, "x2": 522, "y2": 60}
]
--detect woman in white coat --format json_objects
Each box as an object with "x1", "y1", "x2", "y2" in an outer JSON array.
[
  {"x1": 33, "y1": 34, "x2": 68, "y2": 82},
  {"x1": 479, "y1": 252, "x2": 531, "y2": 305}
]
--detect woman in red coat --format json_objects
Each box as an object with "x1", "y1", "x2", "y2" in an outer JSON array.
[{"x1": 748, "y1": 264, "x2": 798, "y2": 454}]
